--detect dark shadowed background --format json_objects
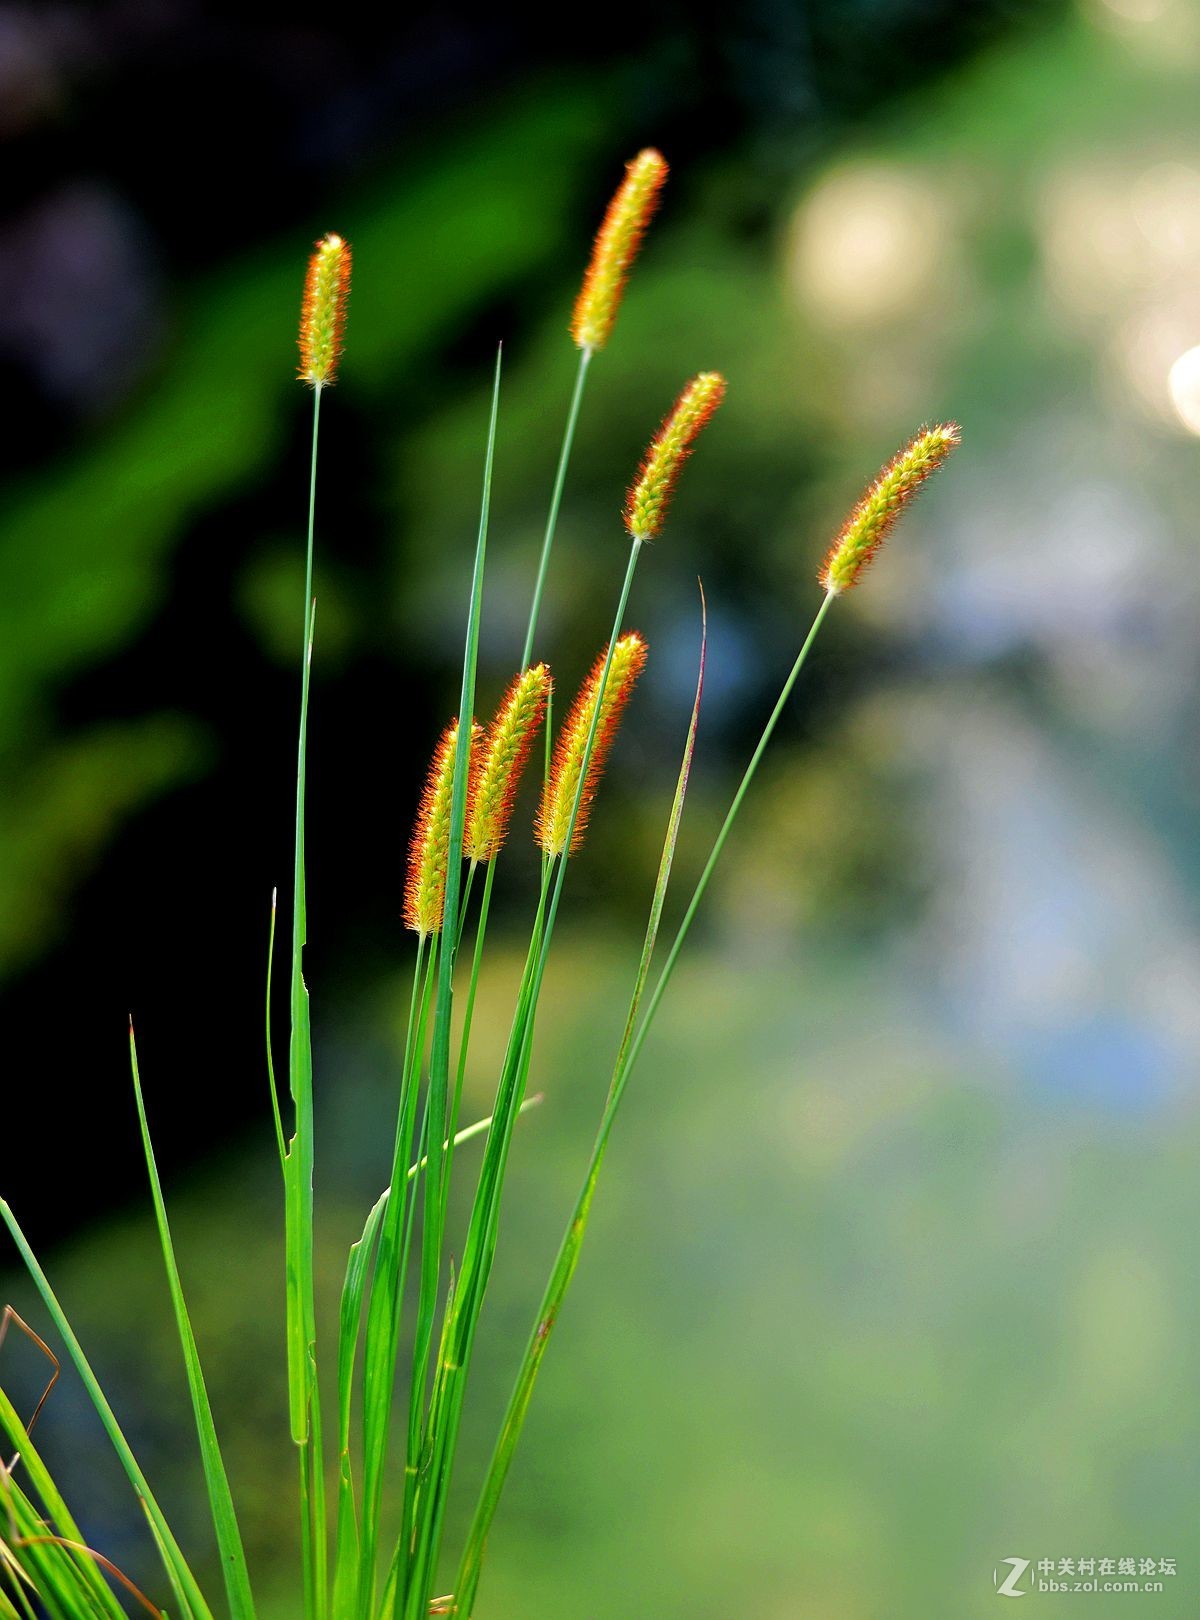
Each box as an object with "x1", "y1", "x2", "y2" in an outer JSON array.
[{"x1": 3, "y1": 1, "x2": 1200, "y2": 1615}]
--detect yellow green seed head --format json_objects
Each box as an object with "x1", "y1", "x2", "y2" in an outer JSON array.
[
  {"x1": 819, "y1": 422, "x2": 961, "y2": 594},
  {"x1": 298, "y1": 232, "x2": 351, "y2": 387},
  {"x1": 536, "y1": 634, "x2": 648, "y2": 859},
  {"x1": 467, "y1": 665, "x2": 551, "y2": 864},
  {"x1": 624, "y1": 372, "x2": 726, "y2": 541},
  {"x1": 403, "y1": 719, "x2": 480, "y2": 936},
  {"x1": 572, "y1": 149, "x2": 668, "y2": 353}
]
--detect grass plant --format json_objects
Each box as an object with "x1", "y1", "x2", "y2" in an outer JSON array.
[{"x1": 0, "y1": 150, "x2": 959, "y2": 1619}]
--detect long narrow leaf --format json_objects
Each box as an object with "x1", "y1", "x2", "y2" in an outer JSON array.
[{"x1": 128, "y1": 1024, "x2": 258, "y2": 1620}]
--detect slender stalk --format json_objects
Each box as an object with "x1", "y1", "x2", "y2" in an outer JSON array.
[
  {"x1": 444, "y1": 860, "x2": 498, "y2": 1212},
  {"x1": 453, "y1": 590, "x2": 837, "y2": 1612},
  {"x1": 285, "y1": 382, "x2": 326, "y2": 1620},
  {"x1": 521, "y1": 346, "x2": 592, "y2": 668},
  {"x1": 627, "y1": 589, "x2": 835, "y2": 1069}
]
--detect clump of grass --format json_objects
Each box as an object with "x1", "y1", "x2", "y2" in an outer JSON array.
[{"x1": 0, "y1": 150, "x2": 960, "y2": 1620}]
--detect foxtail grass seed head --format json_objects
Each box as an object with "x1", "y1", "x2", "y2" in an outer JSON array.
[
  {"x1": 571, "y1": 148, "x2": 668, "y2": 353},
  {"x1": 537, "y1": 634, "x2": 648, "y2": 859},
  {"x1": 819, "y1": 422, "x2": 961, "y2": 595},
  {"x1": 467, "y1": 664, "x2": 552, "y2": 864},
  {"x1": 404, "y1": 718, "x2": 481, "y2": 937},
  {"x1": 624, "y1": 372, "x2": 726, "y2": 541},
  {"x1": 298, "y1": 232, "x2": 351, "y2": 387}
]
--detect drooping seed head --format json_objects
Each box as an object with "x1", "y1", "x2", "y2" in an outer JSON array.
[
  {"x1": 819, "y1": 422, "x2": 961, "y2": 595},
  {"x1": 466, "y1": 664, "x2": 552, "y2": 864},
  {"x1": 403, "y1": 718, "x2": 481, "y2": 937},
  {"x1": 537, "y1": 634, "x2": 648, "y2": 859},
  {"x1": 571, "y1": 149, "x2": 668, "y2": 353},
  {"x1": 624, "y1": 372, "x2": 726, "y2": 541},
  {"x1": 298, "y1": 232, "x2": 351, "y2": 387}
]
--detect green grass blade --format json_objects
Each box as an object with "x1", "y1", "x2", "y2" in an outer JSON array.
[
  {"x1": 127, "y1": 1024, "x2": 258, "y2": 1620},
  {"x1": 355, "y1": 938, "x2": 437, "y2": 1615},
  {"x1": 140, "y1": 1495, "x2": 196, "y2": 1620},
  {"x1": 330, "y1": 1180, "x2": 387, "y2": 1613},
  {"x1": 453, "y1": 588, "x2": 708, "y2": 1614},
  {"x1": 0, "y1": 1210, "x2": 213, "y2": 1620}
]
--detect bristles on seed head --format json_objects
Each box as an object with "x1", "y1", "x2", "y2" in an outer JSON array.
[
  {"x1": 624, "y1": 372, "x2": 726, "y2": 542},
  {"x1": 571, "y1": 149, "x2": 668, "y2": 353},
  {"x1": 403, "y1": 718, "x2": 481, "y2": 936},
  {"x1": 536, "y1": 634, "x2": 648, "y2": 859},
  {"x1": 466, "y1": 664, "x2": 552, "y2": 864},
  {"x1": 298, "y1": 233, "x2": 351, "y2": 388},
  {"x1": 819, "y1": 422, "x2": 961, "y2": 595}
]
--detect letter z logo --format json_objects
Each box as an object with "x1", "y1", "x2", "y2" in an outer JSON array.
[{"x1": 995, "y1": 1557, "x2": 1031, "y2": 1597}]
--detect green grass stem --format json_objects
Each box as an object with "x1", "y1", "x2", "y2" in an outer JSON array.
[{"x1": 521, "y1": 346, "x2": 592, "y2": 668}]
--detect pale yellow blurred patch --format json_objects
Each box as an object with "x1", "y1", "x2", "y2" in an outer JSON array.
[
  {"x1": 788, "y1": 164, "x2": 950, "y2": 329},
  {"x1": 1040, "y1": 156, "x2": 1200, "y2": 426}
]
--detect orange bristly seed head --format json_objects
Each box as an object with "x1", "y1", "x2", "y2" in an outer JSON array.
[
  {"x1": 624, "y1": 372, "x2": 726, "y2": 541},
  {"x1": 819, "y1": 422, "x2": 961, "y2": 595},
  {"x1": 298, "y1": 232, "x2": 351, "y2": 387},
  {"x1": 466, "y1": 664, "x2": 552, "y2": 864},
  {"x1": 571, "y1": 148, "x2": 668, "y2": 352},
  {"x1": 536, "y1": 633, "x2": 648, "y2": 859},
  {"x1": 403, "y1": 718, "x2": 481, "y2": 936}
]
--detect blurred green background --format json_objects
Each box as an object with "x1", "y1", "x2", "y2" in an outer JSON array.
[{"x1": 3, "y1": 0, "x2": 1200, "y2": 1614}]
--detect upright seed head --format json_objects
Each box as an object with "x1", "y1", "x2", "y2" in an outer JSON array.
[
  {"x1": 298, "y1": 232, "x2": 352, "y2": 388},
  {"x1": 624, "y1": 372, "x2": 726, "y2": 542},
  {"x1": 819, "y1": 422, "x2": 961, "y2": 595},
  {"x1": 536, "y1": 634, "x2": 648, "y2": 859},
  {"x1": 466, "y1": 664, "x2": 552, "y2": 864},
  {"x1": 571, "y1": 148, "x2": 668, "y2": 353},
  {"x1": 403, "y1": 718, "x2": 481, "y2": 937}
]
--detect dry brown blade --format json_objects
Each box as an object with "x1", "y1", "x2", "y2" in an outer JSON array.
[
  {"x1": 16, "y1": 1536, "x2": 164, "y2": 1618},
  {"x1": 429, "y1": 1597, "x2": 455, "y2": 1615},
  {"x1": 0, "y1": 1307, "x2": 60, "y2": 1474}
]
